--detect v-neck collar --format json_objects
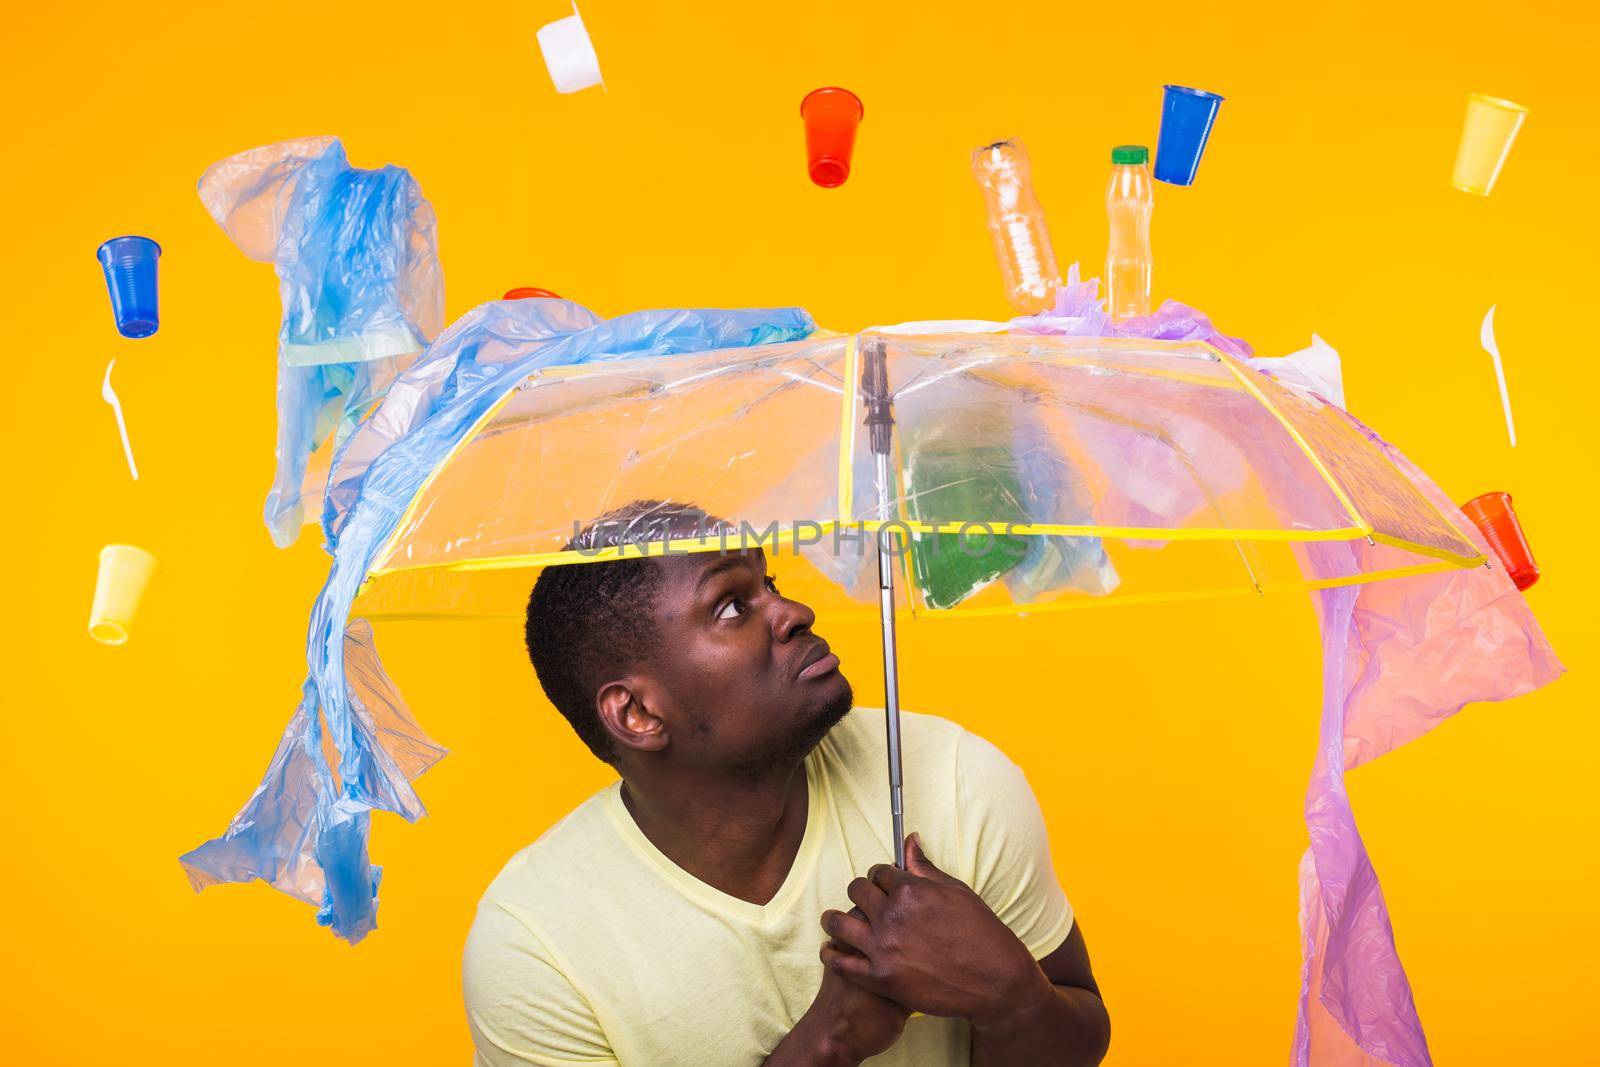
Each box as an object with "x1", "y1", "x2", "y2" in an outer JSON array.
[{"x1": 602, "y1": 755, "x2": 826, "y2": 925}]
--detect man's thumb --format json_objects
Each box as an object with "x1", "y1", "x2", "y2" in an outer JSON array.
[{"x1": 904, "y1": 832, "x2": 947, "y2": 878}]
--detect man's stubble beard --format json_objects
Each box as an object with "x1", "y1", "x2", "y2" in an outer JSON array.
[{"x1": 731, "y1": 680, "x2": 855, "y2": 782}]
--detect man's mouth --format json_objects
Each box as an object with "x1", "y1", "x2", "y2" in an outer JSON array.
[{"x1": 795, "y1": 640, "x2": 840, "y2": 681}]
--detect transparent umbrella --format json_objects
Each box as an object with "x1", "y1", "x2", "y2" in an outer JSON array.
[
  {"x1": 188, "y1": 304, "x2": 1544, "y2": 1067},
  {"x1": 348, "y1": 327, "x2": 1482, "y2": 866}
]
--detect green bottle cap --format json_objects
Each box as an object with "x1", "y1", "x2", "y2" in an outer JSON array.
[{"x1": 1111, "y1": 145, "x2": 1149, "y2": 165}]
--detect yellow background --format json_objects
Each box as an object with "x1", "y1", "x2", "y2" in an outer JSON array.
[{"x1": 3, "y1": 1, "x2": 1594, "y2": 1063}]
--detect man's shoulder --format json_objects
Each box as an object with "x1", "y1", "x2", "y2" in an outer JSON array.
[
  {"x1": 818, "y1": 707, "x2": 1006, "y2": 799},
  {"x1": 479, "y1": 782, "x2": 621, "y2": 905}
]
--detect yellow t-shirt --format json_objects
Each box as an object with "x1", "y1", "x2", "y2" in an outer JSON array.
[{"x1": 462, "y1": 708, "x2": 1074, "y2": 1066}]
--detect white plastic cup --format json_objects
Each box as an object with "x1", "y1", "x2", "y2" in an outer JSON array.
[
  {"x1": 1451, "y1": 93, "x2": 1528, "y2": 196},
  {"x1": 538, "y1": 2, "x2": 604, "y2": 94},
  {"x1": 89, "y1": 544, "x2": 157, "y2": 646}
]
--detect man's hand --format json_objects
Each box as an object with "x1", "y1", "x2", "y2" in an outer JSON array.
[
  {"x1": 763, "y1": 952, "x2": 909, "y2": 1066},
  {"x1": 819, "y1": 833, "x2": 1048, "y2": 1028}
]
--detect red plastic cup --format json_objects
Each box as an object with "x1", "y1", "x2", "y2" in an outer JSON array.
[
  {"x1": 800, "y1": 87, "x2": 863, "y2": 188},
  {"x1": 1460, "y1": 491, "x2": 1539, "y2": 590},
  {"x1": 504, "y1": 287, "x2": 561, "y2": 300}
]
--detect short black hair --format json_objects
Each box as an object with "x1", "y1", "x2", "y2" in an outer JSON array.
[{"x1": 524, "y1": 500, "x2": 731, "y2": 764}]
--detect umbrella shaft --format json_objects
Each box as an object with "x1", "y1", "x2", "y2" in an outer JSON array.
[{"x1": 875, "y1": 450, "x2": 907, "y2": 869}]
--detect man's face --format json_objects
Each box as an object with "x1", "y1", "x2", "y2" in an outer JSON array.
[{"x1": 640, "y1": 549, "x2": 853, "y2": 774}]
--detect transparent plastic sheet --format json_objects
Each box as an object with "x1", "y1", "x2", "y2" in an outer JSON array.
[
  {"x1": 182, "y1": 304, "x2": 815, "y2": 941},
  {"x1": 198, "y1": 136, "x2": 445, "y2": 547}
]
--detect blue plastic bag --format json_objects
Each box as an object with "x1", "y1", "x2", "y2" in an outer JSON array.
[
  {"x1": 199, "y1": 137, "x2": 445, "y2": 547},
  {"x1": 181, "y1": 300, "x2": 815, "y2": 941}
]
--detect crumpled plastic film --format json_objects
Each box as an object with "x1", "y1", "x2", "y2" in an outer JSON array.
[
  {"x1": 179, "y1": 619, "x2": 446, "y2": 930},
  {"x1": 182, "y1": 304, "x2": 815, "y2": 941},
  {"x1": 198, "y1": 136, "x2": 445, "y2": 547},
  {"x1": 320, "y1": 297, "x2": 604, "y2": 544},
  {"x1": 1242, "y1": 341, "x2": 1561, "y2": 1065},
  {"x1": 1010, "y1": 263, "x2": 1252, "y2": 357}
]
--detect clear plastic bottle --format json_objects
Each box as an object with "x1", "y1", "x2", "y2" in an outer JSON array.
[
  {"x1": 971, "y1": 139, "x2": 1063, "y2": 315},
  {"x1": 1104, "y1": 144, "x2": 1154, "y2": 321}
]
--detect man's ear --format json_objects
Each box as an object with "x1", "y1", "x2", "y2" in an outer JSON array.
[{"x1": 595, "y1": 680, "x2": 669, "y2": 756}]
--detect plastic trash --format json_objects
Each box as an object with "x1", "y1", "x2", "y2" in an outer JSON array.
[
  {"x1": 183, "y1": 304, "x2": 816, "y2": 942},
  {"x1": 89, "y1": 544, "x2": 156, "y2": 646},
  {"x1": 1011, "y1": 263, "x2": 1252, "y2": 358},
  {"x1": 97, "y1": 236, "x2": 161, "y2": 338},
  {"x1": 198, "y1": 136, "x2": 444, "y2": 548},
  {"x1": 1292, "y1": 441, "x2": 1560, "y2": 1065},
  {"x1": 1452, "y1": 93, "x2": 1528, "y2": 196},
  {"x1": 1266, "y1": 334, "x2": 1346, "y2": 409},
  {"x1": 895, "y1": 382, "x2": 1119, "y2": 610},
  {"x1": 1003, "y1": 409, "x2": 1119, "y2": 601},
  {"x1": 1461, "y1": 491, "x2": 1539, "y2": 589},
  {"x1": 800, "y1": 87, "x2": 863, "y2": 188},
  {"x1": 1154, "y1": 85, "x2": 1224, "y2": 186},
  {"x1": 504, "y1": 287, "x2": 561, "y2": 300},
  {"x1": 971, "y1": 139, "x2": 1063, "y2": 314},
  {"x1": 537, "y1": 1, "x2": 604, "y2": 94},
  {"x1": 1105, "y1": 145, "x2": 1154, "y2": 320},
  {"x1": 101, "y1": 359, "x2": 139, "y2": 480},
  {"x1": 1480, "y1": 305, "x2": 1516, "y2": 446}
]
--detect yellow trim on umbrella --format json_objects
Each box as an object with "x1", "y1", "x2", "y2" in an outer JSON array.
[
  {"x1": 1368, "y1": 531, "x2": 1484, "y2": 569},
  {"x1": 366, "y1": 520, "x2": 1388, "y2": 582},
  {"x1": 1212, "y1": 346, "x2": 1483, "y2": 568},
  {"x1": 368, "y1": 381, "x2": 525, "y2": 574},
  {"x1": 912, "y1": 560, "x2": 1462, "y2": 619},
  {"x1": 838, "y1": 335, "x2": 860, "y2": 525},
  {"x1": 354, "y1": 559, "x2": 1463, "y2": 622},
  {"x1": 857, "y1": 518, "x2": 1371, "y2": 543},
  {"x1": 1214, "y1": 349, "x2": 1370, "y2": 533},
  {"x1": 367, "y1": 521, "x2": 848, "y2": 577}
]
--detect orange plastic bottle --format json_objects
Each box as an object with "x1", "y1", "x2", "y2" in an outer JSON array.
[{"x1": 971, "y1": 139, "x2": 1063, "y2": 314}]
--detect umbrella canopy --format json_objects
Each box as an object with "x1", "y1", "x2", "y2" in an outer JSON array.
[{"x1": 351, "y1": 330, "x2": 1481, "y2": 621}]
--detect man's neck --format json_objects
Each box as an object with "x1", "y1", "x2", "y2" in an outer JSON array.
[{"x1": 618, "y1": 759, "x2": 810, "y2": 907}]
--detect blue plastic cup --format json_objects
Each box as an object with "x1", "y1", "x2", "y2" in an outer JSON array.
[
  {"x1": 1154, "y1": 86, "x2": 1224, "y2": 187},
  {"x1": 97, "y1": 236, "x2": 162, "y2": 338}
]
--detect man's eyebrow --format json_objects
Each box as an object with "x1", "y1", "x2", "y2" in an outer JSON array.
[{"x1": 692, "y1": 555, "x2": 755, "y2": 596}]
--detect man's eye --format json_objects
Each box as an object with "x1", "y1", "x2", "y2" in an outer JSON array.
[{"x1": 715, "y1": 598, "x2": 745, "y2": 621}]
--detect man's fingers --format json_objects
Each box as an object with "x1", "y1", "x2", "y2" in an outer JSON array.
[
  {"x1": 903, "y1": 832, "x2": 959, "y2": 884},
  {"x1": 820, "y1": 908, "x2": 874, "y2": 954},
  {"x1": 846, "y1": 876, "x2": 888, "y2": 920},
  {"x1": 820, "y1": 941, "x2": 878, "y2": 986},
  {"x1": 867, "y1": 862, "x2": 912, "y2": 891}
]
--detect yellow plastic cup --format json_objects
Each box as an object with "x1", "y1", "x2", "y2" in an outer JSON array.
[
  {"x1": 1451, "y1": 93, "x2": 1529, "y2": 196},
  {"x1": 89, "y1": 544, "x2": 157, "y2": 646}
]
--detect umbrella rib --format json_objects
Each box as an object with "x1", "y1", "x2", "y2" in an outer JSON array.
[{"x1": 1216, "y1": 354, "x2": 1369, "y2": 533}]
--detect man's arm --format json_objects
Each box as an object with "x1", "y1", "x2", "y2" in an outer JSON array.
[
  {"x1": 819, "y1": 834, "x2": 1109, "y2": 1067},
  {"x1": 463, "y1": 898, "x2": 619, "y2": 1066},
  {"x1": 968, "y1": 922, "x2": 1109, "y2": 1066}
]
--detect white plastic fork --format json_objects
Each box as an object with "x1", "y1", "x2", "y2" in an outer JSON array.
[
  {"x1": 1481, "y1": 305, "x2": 1517, "y2": 448},
  {"x1": 102, "y1": 359, "x2": 139, "y2": 480}
]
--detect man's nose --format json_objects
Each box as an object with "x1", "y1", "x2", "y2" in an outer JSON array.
[{"x1": 773, "y1": 594, "x2": 816, "y2": 642}]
